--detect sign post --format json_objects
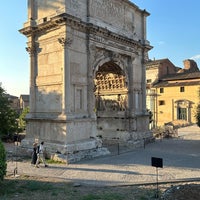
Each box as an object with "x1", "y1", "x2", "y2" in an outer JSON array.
[
  {"x1": 14, "y1": 133, "x2": 20, "y2": 177},
  {"x1": 151, "y1": 157, "x2": 163, "y2": 198}
]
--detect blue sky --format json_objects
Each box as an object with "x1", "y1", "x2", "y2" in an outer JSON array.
[
  {"x1": 134, "y1": 0, "x2": 200, "y2": 66},
  {"x1": 0, "y1": 0, "x2": 28, "y2": 97},
  {"x1": 0, "y1": 0, "x2": 200, "y2": 97}
]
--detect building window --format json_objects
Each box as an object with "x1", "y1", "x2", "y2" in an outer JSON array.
[
  {"x1": 159, "y1": 100, "x2": 165, "y2": 105},
  {"x1": 43, "y1": 17, "x2": 47, "y2": 22},
  {"x1": 177, "y1": 108, "x2": 187, "y2": 120},
  {"x1": 180, "y1": 87, "x2": 185, "y2": 92},
  {"x1": 147, "y1": 79, "x2": 152, "y2": 83},
  {"x1": 160, "y1": 88, "x2": 164, "y2": 93}
]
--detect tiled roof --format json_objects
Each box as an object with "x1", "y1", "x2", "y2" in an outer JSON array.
[
  {"x1": 154, "y1": 80, "x2": 200, "y2": 88},
  {"x1": 153, "y1": 71, "x2": 200, "y2": 88},
  {"x1": 20, "y1": 94, "x2": 29, "y2": 102},
  {"x1": 161, "y1": 71, "x2": 200, "y2": 81}
]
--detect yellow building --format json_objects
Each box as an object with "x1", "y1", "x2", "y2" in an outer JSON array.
[
  {"x1": 154, "y1": 72, "x2": 200, "y2": 126},
  {"x1": 146, "y1": 59, "x2": 200, "y2": 127}
]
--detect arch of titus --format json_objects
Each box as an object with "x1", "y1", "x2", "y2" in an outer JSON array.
[{"x1": 20, "y1": 0, "x2": 152, "y2": 163}]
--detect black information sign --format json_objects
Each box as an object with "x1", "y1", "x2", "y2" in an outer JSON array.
[{"x1": 151, "y1": 157, "x2": 163, "y2": 168}]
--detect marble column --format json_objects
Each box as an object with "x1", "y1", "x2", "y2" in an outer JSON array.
[
  {"x1": 26, "y1": 40, "x2": 38, "y2": 117},
  {"x1": 87, "y1": 45, "x2": 96, "y2": 119},
  {"x1": 58, "y1": 37, "x2": 73, "y2": 118},
  {"x1": 141, "y1": 50, "x2": 148, "y2": 114},
  {"x1": 128, "y1": 56, "x2": 135, "y2": 117}
]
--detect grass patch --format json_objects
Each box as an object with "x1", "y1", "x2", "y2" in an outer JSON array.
[
  {"x1": 0, "y1": 179, "x2": 55, "y2": 196},
  {"x1": 0, "y1": 179, "x2": 17, "y2": 196},
  {"x1": 21, "y1": 180, "x2": 54, "y2": 191},
  {"x1": 81, "y1": 193, "x2": 124, "y2": 200},
  {"x1": 0, "y1": 176, "x2": 161, "y2": 200},
  {"x1": 46, "y1": 159, "x2": 65, "y2": 164}
]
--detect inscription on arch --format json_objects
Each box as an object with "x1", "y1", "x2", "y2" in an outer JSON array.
[
  {"x1": 90, "y1": 0, "x2": 124, "y2": 20},
  {"x1": 90, "y1": 0, "x2": 134, "y2": 32},
  {"x1": 69, "y1": 0, "x2": 81, "y2": 13}
]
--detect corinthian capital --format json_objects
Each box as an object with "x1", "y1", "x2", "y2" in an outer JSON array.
[
  {"x1": 26, "y1": 42, "x2": 39, "y2": 55},
  {"x1": 26, "y1": 46, "x2": 36, "y2": 55},
  {"x1": 58, "y1": 37, "x2": 73, "y2": 48}
]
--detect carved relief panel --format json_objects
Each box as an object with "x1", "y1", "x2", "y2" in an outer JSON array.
[{"x1": 94, "y1": 63, "x2": 128, "y2": 113}]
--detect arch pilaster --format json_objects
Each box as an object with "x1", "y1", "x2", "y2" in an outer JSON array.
[
  {"x1": 26, "y1": 41, "x2": 39, "y2": 116},
  {"x1": 58, "y1": 36, "x2": 73, "y2": 118}
]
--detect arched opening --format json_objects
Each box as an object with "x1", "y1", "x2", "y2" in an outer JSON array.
[
  {"x1": 94, "y1": 61, "x2": 128, "y2": 115},
  {"x1": 94, "y1": 61, "x2": 128, "y2": 137}
]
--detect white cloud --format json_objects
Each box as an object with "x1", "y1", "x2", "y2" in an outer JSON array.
[
  {"x1": 190, "y1": 54, "x2": 200, "y2": 60},
  {"x1": 190, "y1": 54, "x2": 200, "y2": 67},
  {"x1": 158, "y1": 41, "x2": 165, "y2": 45}
]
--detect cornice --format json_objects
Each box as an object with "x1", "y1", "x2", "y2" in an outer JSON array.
[
  {"x1": 88, "y1": 23, "x2": 142, "y2": 49},
  {"x1": 19, "y1": 13, "x2": 87, "y2": 36},
  {"x1": 19, "y1": 13, "x2": 151, "y2": 50}
]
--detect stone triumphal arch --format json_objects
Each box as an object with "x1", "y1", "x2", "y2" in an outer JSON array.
[{"x1": 20, "y1": 0, "x2": 152, "y2": 163}]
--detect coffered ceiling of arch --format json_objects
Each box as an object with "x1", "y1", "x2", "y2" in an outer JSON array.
[{"x1": 97, "y1": 61, "x2": 125, "y2": 75}]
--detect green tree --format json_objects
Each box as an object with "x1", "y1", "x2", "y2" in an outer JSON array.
[
  {"x1": 195, "y1": 88, "x2": 200, "y2": 127},
  {"x1": 0, "y1": 85, "x2": 18, "y2": 140},
  {"x1": 195, "y1": 104, "x2": 200, "y2": 127},
  {"x1": 0, "y1": 140, "x2": 7, "y2": 181},
  {"x1": 18, "y1": 106, "x2": 29, "y2": 131}
]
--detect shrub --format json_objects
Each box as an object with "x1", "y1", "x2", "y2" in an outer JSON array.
[
  {"x1": 195, "y1": 104, "x2": 200, "y2": 127},
  {"x1": 0, "y1": 140, "x2": 7, "y2": 181}
]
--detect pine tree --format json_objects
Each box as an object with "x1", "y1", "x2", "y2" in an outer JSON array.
[{"x1": 195, "y1": 88, "x2": 200, "y2": 127}]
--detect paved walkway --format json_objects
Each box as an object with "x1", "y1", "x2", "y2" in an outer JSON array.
[{"x1": 6, "y1": 125, "x2": 200, "y2": 186}]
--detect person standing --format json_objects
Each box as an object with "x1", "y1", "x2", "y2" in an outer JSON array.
[
  {"x1": 31, "y1": 142, "x2": 38, "y2": 165},
  {"x1": 35, "y1": 141, "x2": 48, "y2": 168}
]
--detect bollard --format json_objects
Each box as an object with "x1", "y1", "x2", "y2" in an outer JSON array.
[
  {"x1": 143, "y1": 138, "x2": 146, "y2": 149},
  {"x1": 117, "y1": 142, "x2": 119, "y2": 155}
]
